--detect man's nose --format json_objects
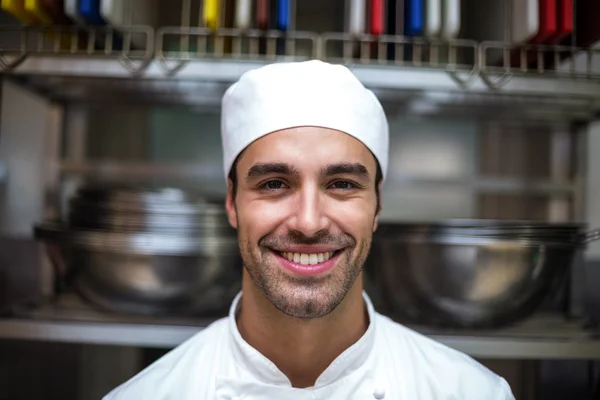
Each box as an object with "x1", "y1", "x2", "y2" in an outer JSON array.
[{"x1": 289, "y1": 184, "x2": 331, "y2": 236}]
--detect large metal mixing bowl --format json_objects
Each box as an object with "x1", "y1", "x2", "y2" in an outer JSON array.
[
  {"x1": 70, "y1": 186, "x2": 224, "y2": 215},
  {"x1": 68, "y1": 246, "x2": 242, "y2": 316},
  {"x1": 67, "y1": 207, "x2": 235, "y2": 236},
  {"x1": 36, "y1": 223, "x2": 242, "y2": 316},
  {"x1": 366, "y1": 226, "x2": 599, "y2": 328}
]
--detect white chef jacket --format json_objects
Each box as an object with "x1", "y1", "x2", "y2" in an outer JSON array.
[{"x1": 103, "y1": 292, "x2": 515, "y2": 400}]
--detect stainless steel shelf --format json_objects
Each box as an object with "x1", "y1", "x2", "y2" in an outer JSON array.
[
  {"x1": 2, "y1": 314, "x2": 600, "y2": 359},
  {"x1": 2, "y1": 56, "x2": 600, "y2": 120},
  {"x1": 7, "y1": 56, "x2": 268, "y2": 81},
  {"x1": 0, "y1": 319, "x2": 202, "y2": 348},
  {"x1": 1, "y1": 295, "x2": 600, "y2": 359}
]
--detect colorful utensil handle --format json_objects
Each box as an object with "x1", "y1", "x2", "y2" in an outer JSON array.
[
  {"x1": 235, "y1": 0, "x2": 252, "y2": 28},
  {"x1": 277, "y1": 0, "x2": 289, "y2": 30},
  {"x1": 204, "y1": 0, "x2": 219, "y2": 30},
  {"x1": 371, "y1": 0, "x2": 384, "y2": 35},
  {"x1": 257, "y1": 0, "x2": 269, "y2": 29}
]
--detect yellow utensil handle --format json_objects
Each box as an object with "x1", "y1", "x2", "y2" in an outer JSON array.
[
  {"x1": 25, "y1": 0, "x2": 52, "y2": 24},
  {"x1": 2, "y1": 0, "x2": 38, "y2": 24},
  {"x1": 204, "y1": 0, "x2": 219, "y2": 29}
]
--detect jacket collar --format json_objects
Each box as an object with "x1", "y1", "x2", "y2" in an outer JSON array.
[{"x1": 227, "y1": 291, "x2": 377, "y2": 388}]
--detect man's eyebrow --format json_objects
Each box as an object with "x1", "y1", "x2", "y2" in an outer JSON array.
[
  {"x1": 245, "y1": 163, "x2": 300, "y2": 181},
  {"x1": 321, "y1": 163, "x2": 370, "y2": 179}
]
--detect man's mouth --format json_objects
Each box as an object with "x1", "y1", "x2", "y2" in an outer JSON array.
[
  {"x1": 270, "y1": 248, "x2": 343, "y2": 276},
  {"x1": 277, "y1": 250, "x2": 340, "y2": 265}
]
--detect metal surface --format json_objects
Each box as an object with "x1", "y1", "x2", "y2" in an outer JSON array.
[
  {"x1": 156, "y1": 28, "x2": 318, "y2": 74},
  {"x1": 70, "y1": 187, "x2": 226, "y2": 215},
  {"x1": 2, "y1": 55, "x2": 600, "y2": 118},
  {"x1": 2, "y1": 297, "x2": 600, "y2": 358},
  {"x1": 0, "y1": 24, "x2": 155, "y2": 74},
  {"x1": 69, "y1": 248, "x2": 241, "y2": 316},
  {"x1": 480, "y1": 42, "x2": 600, "y2": 86},
  {"x1": 375, "y1": 219, "x2": 591, "y2": 245},
  {"x1": 67, "y1": 210, "x2": 232, "y2": 234},
  {"x1": 320, "y1": 32, "x2": 478, "y2": 85},
  {"x1": 35, "y1": 223, "x2": 238, "y2": 255},
  {"x1": 64, "y1": 184, "x2": 233, "y2": 234},
  {"x1": 0, "y1": 318, "x2": 204, "y2": 348},
  {"x1": 366, "y1": 221, "x2": 598, "y2": 328},
  {"x1": 34, "y1": 228, "x2": 242, "y2": 315},
  {"x1": 35, "y1": 179, "x2": 243, "y2": 315}
]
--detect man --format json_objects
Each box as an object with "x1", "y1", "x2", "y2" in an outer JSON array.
[{"x1": 104, "y1": 60, "x2": 515, "y2": 399}]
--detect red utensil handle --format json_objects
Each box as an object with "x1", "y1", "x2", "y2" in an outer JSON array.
[
  {"x1": 257, "y1": 0, "x2": 269, "y2": 29},
  {"x1": 371, "y1": 0, "x2": 384, "y2": 35}
]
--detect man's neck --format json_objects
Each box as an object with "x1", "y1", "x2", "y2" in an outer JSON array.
[{"x1": 236, "y1": 274, "x2": 369, "y2": 388}]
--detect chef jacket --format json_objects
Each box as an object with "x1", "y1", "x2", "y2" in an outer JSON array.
[{"x1": 103, "y1": 292, "x2": 515, "y2": 400}]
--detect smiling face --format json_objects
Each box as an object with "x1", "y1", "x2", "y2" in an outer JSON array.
[{"x1": 225, "y1": 127, "x2": 381, "y2": 319}]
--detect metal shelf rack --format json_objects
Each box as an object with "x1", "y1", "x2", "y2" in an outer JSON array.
[
  {"x1": 1, "y1": 294, "x2": 600, "y2": 360},
  {"x1": 0, "y1": 9, "x2": 599, "y2": 368}
]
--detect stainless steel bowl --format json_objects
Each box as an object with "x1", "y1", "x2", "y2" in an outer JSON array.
[
  {"x1": 67, "y1": 208, "x2": 234, "y2": 236},
  {"x1": 70, "y1": 186, "x2": 224, "y2": 215},
  {"x1": 35, "y1": 223, "x2": 242, "y2": 316},
  {"x1": 366, "y1": 221, "x2": 600, "y2": 328},
  {"x1": 376, "y1": 220, "x2": 586, "y2": 244},
  {"x1": 69, "y1": 246, "x2": 241, "y2": 316}
]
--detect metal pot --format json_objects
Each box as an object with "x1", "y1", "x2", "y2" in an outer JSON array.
[{"x1": 365, "y1": 221, "x2": 600, "y2": 329}]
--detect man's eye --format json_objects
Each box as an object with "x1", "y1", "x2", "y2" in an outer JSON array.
[
  {"x1": 330, "y1": 181, "x2": 356, "y2": 190},
  {"x1": 261, "y1": 180, "x2": 287, "y2": 190}
]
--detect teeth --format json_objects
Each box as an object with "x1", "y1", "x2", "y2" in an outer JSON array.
[
  {"x1": 300, "y1": 253, "x2": 308, "y2": 265},
  {"x1": 280, "y1": 251, "x2": 337, "y2": 265}
]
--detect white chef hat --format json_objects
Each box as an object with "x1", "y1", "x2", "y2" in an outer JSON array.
[{"x1": 220, "y1": 60, "x2": 389, "y2": 182}]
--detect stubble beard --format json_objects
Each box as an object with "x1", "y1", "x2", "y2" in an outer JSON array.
[{"x1": 238, "y1": 226, "x2": 372, "y2": 319}]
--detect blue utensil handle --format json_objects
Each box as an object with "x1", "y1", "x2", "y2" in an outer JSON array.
[
  {"x1": 80, "y1": 0, "x2": 104, "y2": 25},
  {"x1": 404, "y1": 0, "x2": 423, "y2": 36},
  {"x1": 277, "y1": 0, "x2": 289, "y2": 30}
]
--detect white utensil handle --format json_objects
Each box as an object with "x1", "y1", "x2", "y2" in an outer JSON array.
[
  {"x1": 441, "y1": 0, "x2": 460, "y2": 39},
  {"x1": 236, "y1": 0, "x2": 252, "y2": 29},
  {"x1": 426, "y1": 0, "x2": 442, "y2": 36},
  {"x1": 348, "y1": 0, "x2": 365, "y2": 35}
]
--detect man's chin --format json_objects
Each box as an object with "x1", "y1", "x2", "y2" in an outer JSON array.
[{"x1": 264, "y1": 287, "x2": 344, "y2": 319}]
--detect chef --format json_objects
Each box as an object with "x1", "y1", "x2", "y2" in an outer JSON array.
[{"x1": 103, "y1": 60, "x2": 515, "y2": 400}]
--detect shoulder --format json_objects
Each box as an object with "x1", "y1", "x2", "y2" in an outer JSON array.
[
  {"x1": 102, "y1": 317, "x2": 229, "y2": 400},
  {"x1": 375, "y1": 313, "x2": 515, "y2": 400}
]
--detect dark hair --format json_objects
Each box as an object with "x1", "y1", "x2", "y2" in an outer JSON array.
[{"x1": 228, "y1": 156, "x2": 383, "y2": 214}]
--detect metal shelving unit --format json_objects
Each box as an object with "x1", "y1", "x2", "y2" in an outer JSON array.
[
  {"x1": 1, "y1": 15, "x2": 600, "y2": 364},
  {"x1": 1, "y1": 295, "x2": 600, "y2": 360}
]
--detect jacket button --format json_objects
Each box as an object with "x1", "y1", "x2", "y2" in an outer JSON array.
[{"x1": 373, "y1": 387, "x2": 386, "y2": 399}]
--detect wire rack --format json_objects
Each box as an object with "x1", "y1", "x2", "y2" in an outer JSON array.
[
  {"x1": 1, "y1": 0, "x2": 600, "y2": 91},
  {"x1": 3, "y1": 27, "x2": 600, "y2": 87}
]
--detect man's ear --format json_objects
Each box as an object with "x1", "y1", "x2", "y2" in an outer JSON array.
[
  {"x1": 373, "y1": 181, "x2": 383, "y2": 232},
  {"x1": 225, "y1": 179, "x2": 238, "y2": 229}
]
